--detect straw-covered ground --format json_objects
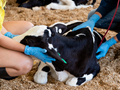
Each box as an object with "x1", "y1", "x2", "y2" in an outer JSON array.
[{"x1": 0, "y1": 0, "x2": 120, "y2": 90}]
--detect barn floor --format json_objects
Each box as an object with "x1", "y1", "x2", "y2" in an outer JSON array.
[{"x1": 1, "y1": 0, "x2": 120, "y2": 90}]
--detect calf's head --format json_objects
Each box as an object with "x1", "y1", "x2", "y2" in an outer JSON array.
[{"x1": 20, "y1": 24, "x2": 68, "y2": 63}]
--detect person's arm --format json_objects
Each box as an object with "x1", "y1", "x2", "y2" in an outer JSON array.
[
  {"x1": 72, "y1": 14, "x2": 100, "y2": 32},
  {"x1": 96, "y1": 0, "x2": 118, "y2": 17},
  {"x1": 0, "y1": 32, "x2": 25, "y2": 52},
  {"x1": 72, "y1": 0, "x2": 118, "y2": 32},
  {"x1": 96, "y1": 34, "x2": 119, "y2": 59},
  {"x1": 0, "y1": 32, "x2": 55, "y2": 63}
]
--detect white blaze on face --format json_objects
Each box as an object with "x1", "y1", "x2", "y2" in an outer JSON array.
[
  {"x1": 47, "y1": 29, "x2": 52, "y2": 37},
  {"x1": 48, "y1": 43, "x2": 54, "y2": 49},
  {"x1": 48, "y1": 43, "x2": 58, "y2": 52},
  {"x1": 55, "y1": 26, "x2": 59, "y2": 33},
  {"x1": 54, "y1": 48, "x2": 57, "y2": 52}
]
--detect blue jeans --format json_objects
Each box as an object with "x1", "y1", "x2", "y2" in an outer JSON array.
[{"x1": 88, "y1": 6, "x2": 120, "y2": 30}]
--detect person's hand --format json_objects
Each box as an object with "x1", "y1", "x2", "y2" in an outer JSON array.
[
  {"x1": 96, "y1": 37, "x2": 117, "y2": 59},
  {"x1": 24, "y1": 45, "x2": 56, "y2": 63},
  {"x1": 72, "y1": 14, "x2": 100, "y2": 32},
  {"x1": 4, "y1": 32, "x2": 18, "y2": 38}
]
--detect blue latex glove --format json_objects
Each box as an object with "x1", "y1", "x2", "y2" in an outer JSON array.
[
  {"x1": 96, "y1": 37, "x2": 117, "y2": 59},
  {"x1": 72, "y1": 14, "x2": 100, "y2": 32},
  {"x1": 4, "y1": 32, "x2": 18, "y2": 38},
  {"x1": 24, "y1": 45, "x2": 56, "y2": 63}
]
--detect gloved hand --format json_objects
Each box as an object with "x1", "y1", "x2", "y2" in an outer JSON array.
[
  {"x1": 72, "y1": 14, "x2": 100, "y2": 32},
  {"x1": 24, "y1": 45, "x2": 56, "y2": 63},
  {"x1": 4, "y1": 32, "x2": 18, "y2": 38},
  {"x1": 96, "y1": 37, "x2": 117, "y2": 59}
]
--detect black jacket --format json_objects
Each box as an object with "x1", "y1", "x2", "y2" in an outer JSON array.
[{"x1": 96, "y1": 0, "x2": 118, "y2": 17}]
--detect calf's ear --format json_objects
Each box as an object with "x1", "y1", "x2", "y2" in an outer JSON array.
[{"x1": 20, "y1": 36, "x2": 34, "y2": 45}]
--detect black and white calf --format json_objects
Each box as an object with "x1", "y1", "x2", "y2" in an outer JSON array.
[
  {"x1": 16, "y1": 0, "x2": 96, "y2": 10},
  {"x1": 18, "y1": 20, "x2": 106, "y2": 86}
]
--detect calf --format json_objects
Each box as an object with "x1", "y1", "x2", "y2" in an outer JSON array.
[
  {"x1": 16, "y1": 0, "x2": 96, "y2": 10},
  {"x1": 20, "y1": 20, "x2": 106, "y2": 86}
]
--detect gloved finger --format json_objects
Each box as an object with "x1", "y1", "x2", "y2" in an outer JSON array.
[
  {"x1": 45, "y1": 60, "x2": 52, "y2": 63},
  {"x1": 12, "y1": 35, "x2": 19, "y2": 38},
  {"x1": 41, "y1": 60, "x2": 46, "y2": 63},
  {"x1": 43, "y1": 54, "x2": 56, "y2": 61},
  {"x1": 41, "y1": 54, "x2": 56, "y2": 61},
  {"x1": 38, "y1": 57, "x2": 53, "y2": 63},
  {"x1": 96, "y1": 55, "x2": 101, "y2": 59},
  {"x1": 72, "y1": 25, "x2": 83, "y2": 31},
  {"x1": 96, "y1": 50, "x2": 101, "y2": 55},
  {"x1": 96, "y1": 48, "x2": 101, "y2": 54},
  {"x1": 38, "y1": 48, "x2": 47, "y2": 53},
  {"x1": 96, "y1": 52, "x2": 105, "y2": 59},
  {"x1": 42, "y1": 58, "x2": 53, "y2": 63},
  {"x1": 45, "y1": 56, "x2": 56, "y2": 61}
]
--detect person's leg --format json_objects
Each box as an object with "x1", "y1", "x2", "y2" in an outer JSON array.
[
  {"x1": 2, "y1": 21, "x2": 34, "y2": 35},
  {"x1": 0, "y1": 21, "x2": 34, "y2": 80},
  {"x1": 0, "y1": 46, "x2": 33, "y2": 79}
]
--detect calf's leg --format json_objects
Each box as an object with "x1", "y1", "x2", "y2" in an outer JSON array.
[
  {"x1": 34, "y1": 62, "x2": 50, "y2": 84},
  {"x1": 66, "y1": 63, "x2": 100, "y2": 86}
]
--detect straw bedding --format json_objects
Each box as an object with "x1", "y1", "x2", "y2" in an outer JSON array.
[{"x1": 1, "y1": 0, "x2": 120, "y2": 90}]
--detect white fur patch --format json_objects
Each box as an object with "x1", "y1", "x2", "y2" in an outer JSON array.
[
  {"x1": 56, "y1": 71, "x2": 68, "y2": 82},
  {"x1": 46, "y1": 62, "x2": 68, "y2": 82},
  {"x1": 81, "y1": 74, "x2": 94, "y2": 85},
  {"x1": 54, "y1": 27, "x2": 62, "y2": 33},
  {"x1": 66, "y1": 77, "x2": 78, "y2": 86},
  {"x1": 34, "y1": 62, "x2": 49, "y2": 84},
  {"x1": 55, "y1": 26, "x2": 59, "y2": 33},
  {"x1": 86, "y1": 26, "x2": 95, "y2": 43},
  {"x1": 54, "y1": 48, "x2": 58, "y2": 52},
  {"x1": 76, "y1": 5, "x2": 93, "y2": 9},
  {"x1": 48, "y1": 43, "x2": 58, "y2": 52},
  {"x1": 34, "y1": 70, "x2": 48, "y2": 84},
  {"x1": 47, "y1": 29, "x2": 52, "y2": 37},
  {"x1": 13, "y1": 25, "x2": 47, "y2": 42},
  {"x1": 76, "y1": 33, "x2": 86, "y2": 37},
  {"x1": 58, "y1": 29, "x2": 62, "y2": 33},
  {"x1": 46, "y1": 2, "x2": 76, "y2": 10},
  {"x1": 48, "y1": 43, "x2": 54, "y2": 49},
  {"x1": 93, "y1": 30, "x2": 102, "y2": 40},
  {"x1": 32, "y1": 6, "x2": 41, "y2": 11}
]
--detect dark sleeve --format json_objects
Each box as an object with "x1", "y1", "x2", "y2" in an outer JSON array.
[
  {"x1": 96, "y1": 0, "x2": 118, "y2": 17},
  {"x1": 116, "y1": 32, "x2": 120, "y2": 41}
]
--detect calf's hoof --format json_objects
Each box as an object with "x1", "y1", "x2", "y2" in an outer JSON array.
[{"x1": 34, "y1": 71, "x2": 48, "y2": 84}]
